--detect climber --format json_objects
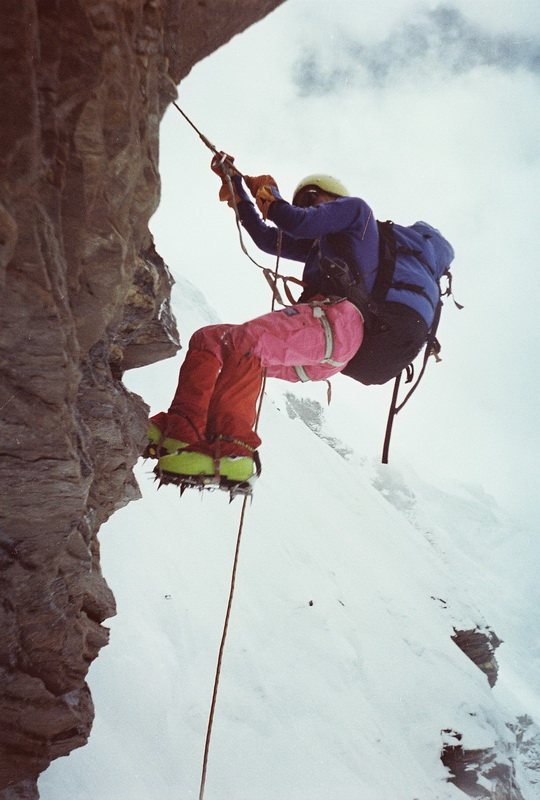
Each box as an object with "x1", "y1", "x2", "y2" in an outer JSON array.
[{"x1": 147, "y1": 159, "x2": 454, "y2": 491}]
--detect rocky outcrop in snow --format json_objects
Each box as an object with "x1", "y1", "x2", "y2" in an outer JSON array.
[
  {"x1": 452, "y1": 626, "x2": 501, "y2": 688},
  {"x1": 441, "y1": 729, "x2": 526, "y2": 800}
]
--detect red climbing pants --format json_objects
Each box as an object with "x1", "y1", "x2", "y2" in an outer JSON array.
[{"x1": 151, "y1": 300, "x2": 364, "y2": 456}]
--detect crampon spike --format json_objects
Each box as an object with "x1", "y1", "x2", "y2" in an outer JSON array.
[
  {"x1": 151, "y1": 452, "x2": 261, "y2": 499},
  {"x1": 152, "y1": 464, "x2": 259, "y2": 499}
]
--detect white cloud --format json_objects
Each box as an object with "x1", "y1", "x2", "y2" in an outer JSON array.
[{"x1": 293, "y1": 5, "x2": 540, "y2": 95}]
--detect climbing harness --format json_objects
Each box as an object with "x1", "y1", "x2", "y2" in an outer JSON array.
[{"x1": 293, "y1": 300, "x2": 362, "y2": 383}]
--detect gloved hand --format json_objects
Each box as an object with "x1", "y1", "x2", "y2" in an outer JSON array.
[
  {"x1": 210, "y1": 151, "x2": 237, "y2": 177},
  {"x1": 255, "y1": 183, "x2": 279, "y2": 220},
  {"x1": 243, "y1": 174, "x2": 277, "y2": 199},
  {"x1": 211, "y1": 152, "x2": 242, "y2": 207},
  {"x1": 217, "y1": 179, "x2": 243, "y2": 208}
]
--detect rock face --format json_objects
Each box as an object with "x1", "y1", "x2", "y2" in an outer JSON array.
[
  {"x1": 452, "y1": 626, "x2": 502, "y2": 688},
  {"x1": 441, "y1": 627, "x2": 540, "y2": 799},
  {"x1": 441, "y1": 729, "x2": 527, "y2": 800},
  {"x1": 0, "y1": 1, "x2": 284, "y2": 796}
]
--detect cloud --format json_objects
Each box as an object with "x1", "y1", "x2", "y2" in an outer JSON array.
[{"x1": 294, "y1": 5, "x2": 540, "y2": 95}]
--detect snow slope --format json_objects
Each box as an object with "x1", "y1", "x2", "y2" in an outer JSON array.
[{"x1": 38, "y1": 274, "x2": 539, "y2": 800}]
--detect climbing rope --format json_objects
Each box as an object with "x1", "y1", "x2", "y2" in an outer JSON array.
[
  {"x1": 170, "y1": 103, "x2": 287, "y2": 799},
  {"x1": 198, "y1": 494, "x2": 249, "y2": 800},
  {"x1": 172, "y1": 101, "x2": 220, "y2": 156},
  {"x1": 172, "y1": 102, "x2": 304, "y2": 308},
  {"x1": 197, "y1": 302, "x2": 276, "y2": 800}
]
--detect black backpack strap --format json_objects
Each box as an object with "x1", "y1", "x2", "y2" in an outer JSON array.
[
  {"x1": 381, "y1": 298, "x2": 443, "y2": 464},
  {"x1": 371, "y1": 220, "x2": 397, "y2": 303},
  {"x1": 381, "y1": 371, "x2": 402, "y2": 465},
  {"x1": 389, "y1": 281, "x2": 437, "y2": 309},
  {"x1": 395, "y1": 298, "x2": 442, "y2": 413}
]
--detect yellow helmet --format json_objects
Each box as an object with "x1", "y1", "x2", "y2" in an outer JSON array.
[{"x1": 292, "y1": 174, "x2": 349, "y2": 203}]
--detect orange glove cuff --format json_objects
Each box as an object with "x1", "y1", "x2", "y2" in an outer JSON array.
[
  {"x1": 255, "y1": 185, "x2": 277, "y2": 220},
  {"x1": 218, "y1": 176, "x2": 242, "y2": 208},
  {"x1": 243, "y1": 174, "x2": 277, "y2": 199}
]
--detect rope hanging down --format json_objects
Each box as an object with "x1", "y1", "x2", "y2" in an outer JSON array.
[
  {"x1": 171, "y1": 103, "x2": 286, "y2": 800},
  {"x1": 198, "y1": 494, "x2": 249, "y2": 800},
  {"x1": 197, "y1": 311, "x2": 277, "y2": 800}
]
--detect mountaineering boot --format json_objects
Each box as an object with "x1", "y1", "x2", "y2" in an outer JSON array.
[
  {"x1": 144, "y1": 415, "x2": 189, "y2": 459},
  {"x1": 152, "y1": 350, "x2": 263, "y2": 491},
  {"x1": 206, "y1": 350, "x2": 263, "y2": 456},
  {"x1": 157, "y1": 450, "x2": 256, "y2": 483}
]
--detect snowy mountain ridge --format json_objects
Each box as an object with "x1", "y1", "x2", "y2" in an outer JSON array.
[{"x1": 38, "y1": 273, "x2": 540, "y2": 800}]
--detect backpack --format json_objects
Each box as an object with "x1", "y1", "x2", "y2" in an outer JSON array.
[{"x1": 321, "y1": 220, "x2": 460, "y2": 461}]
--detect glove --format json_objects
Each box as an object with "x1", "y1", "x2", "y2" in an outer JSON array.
[
  {"x1": 210, "y1": 151, "x2": 237, "y2": 177},
  {"x1": 243, "y1": 174, "x2": 277, "y2": 199},
  {"x1": 218, "y1": 179, "x2": 243, "y2": 208},
  {"x1": 211, "y1": 152, "x2": 242, "y2": 207},
  {"x1": 255, "y1": 183, "x2": 278, "y2": 220}
]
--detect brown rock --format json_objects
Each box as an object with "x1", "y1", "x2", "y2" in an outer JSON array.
[
  {"x1": 0, "y1": 0, "x2": 285, "y2": 796},
  {"x1": 451, "y1": 627, "x2": 502, "y2": 688},
  {"x1": 441, "y1": 730, "x2": 527, "y2": 800}
]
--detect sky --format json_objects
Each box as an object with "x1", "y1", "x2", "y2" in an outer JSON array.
[{"x1": 150, "y1": 0, "x2": 540, "y2": 522}]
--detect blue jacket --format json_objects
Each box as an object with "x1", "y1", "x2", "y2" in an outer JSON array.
[{"x1": 235, "y1": 176, "x2": 454, "y2": 328}]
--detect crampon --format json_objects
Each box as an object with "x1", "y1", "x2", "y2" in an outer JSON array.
[{"x1": 152, "y1": 452, "x2": 261, "y2": 501}]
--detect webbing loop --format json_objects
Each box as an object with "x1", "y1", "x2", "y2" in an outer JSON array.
[
  {"x1": 292, "y1": 302, "x2": 347, "y2": 382},
  {"x1": 220, "y1": 172, "x2": 303, "y2": 306},
  {"x1": 171, "y1": 104, "x2": 305, "y2": 308},
  {"x1": 263, "y1": 270, "x2": 305, "y2": 306},
  {"x1": 312, "y1": 306, "x2": 334, "y2": 361},
  {"x1": 312, "y1": 305, "x2": 346, "y2": 366}
]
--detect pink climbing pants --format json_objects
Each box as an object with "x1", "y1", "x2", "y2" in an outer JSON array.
[
  {"x1": 191, "y1": 299, "x2": 364, "y2": 382},
  {"x1": 154, "y1": 299, "x2": 364, "y2": 456}
]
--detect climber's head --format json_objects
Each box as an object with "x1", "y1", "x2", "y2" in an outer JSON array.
[{"x1": 292, "y1": 174, "x2": 349, "y2": 207}]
